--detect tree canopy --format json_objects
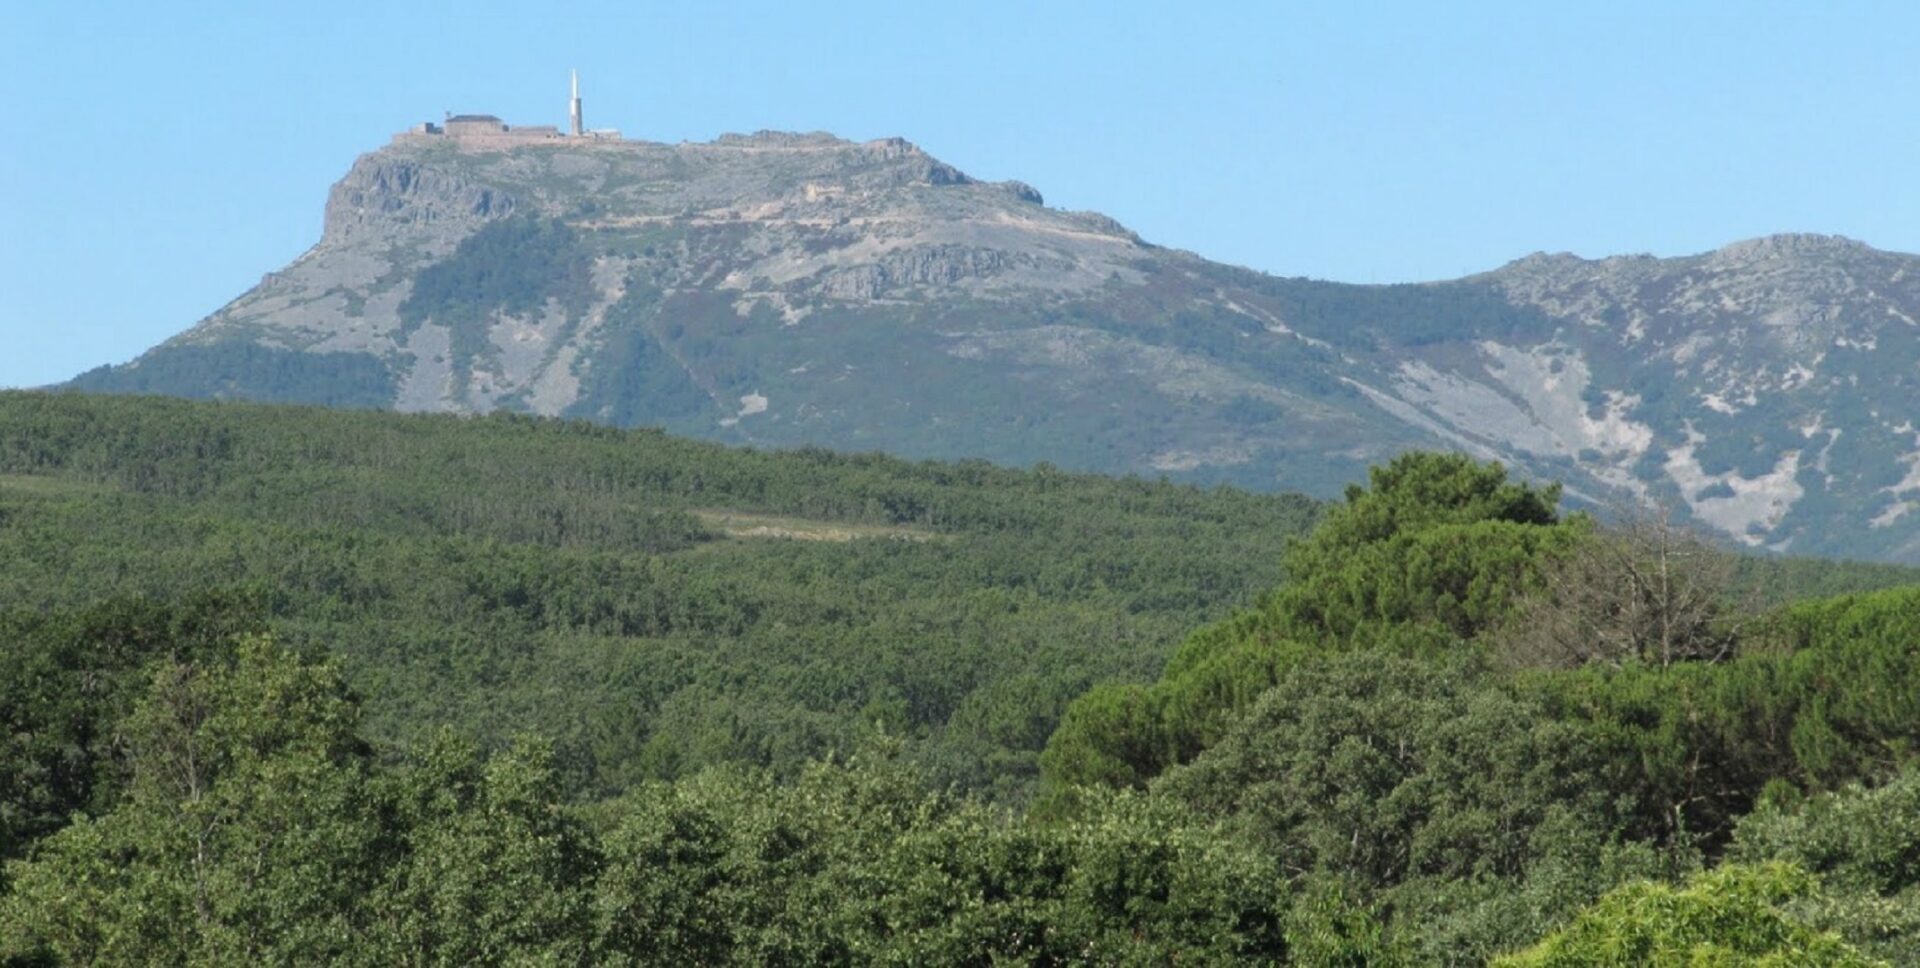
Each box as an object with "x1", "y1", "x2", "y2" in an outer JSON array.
[{"x1": 7, "y1": 395, "x2": 1920, "y2": 963}]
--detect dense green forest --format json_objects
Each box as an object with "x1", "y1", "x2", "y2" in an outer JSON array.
[
  {"x1": 6, "y1": 393, "x2": 1920, "y2": 963},
  {"x1": 0, "y1": 392, "x2": 1327, "y2": 805}
]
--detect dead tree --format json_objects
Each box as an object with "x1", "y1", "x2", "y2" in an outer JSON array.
[{"x1": 1499, "y1": 505, "x2": 1745, "y2": 669}]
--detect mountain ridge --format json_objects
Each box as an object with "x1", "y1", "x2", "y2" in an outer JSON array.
[{"x1": 67, "y1": 131, "x2": 1920, "y2": 563}]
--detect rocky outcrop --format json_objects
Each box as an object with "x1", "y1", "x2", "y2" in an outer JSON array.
[
  {"x1": 71, "y1": 130, "x2": 1920, "y2": 564},
  {"x1": 816, "y1": 245, "x2": 1019, "y2": 300},
  {"x1": 998, "y1": 180, "x2": 1044, "y2": 205},
  {"x1": 322, "y1": 157, "x2": 516, "y2": 246}
]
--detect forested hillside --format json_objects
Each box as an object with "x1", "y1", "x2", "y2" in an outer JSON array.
[
  {"x1": 6, "y1": 395, "x2": 1920, "y2": 963},
  {"x1": 0, "y1": 391, "x2": 1320, "y2": 805},
  {"x1": 1039, "y1": 454, "x2": 1920, "y2": 963}
]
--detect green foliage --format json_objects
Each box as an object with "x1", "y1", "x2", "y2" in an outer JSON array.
[
  {"x1": 7, "y1": 397, "x2": 1920, "y2": 962},
  {"x1": 1523, "y1": 586, "x2": 1920, "y2": 845},
  {"x1": 398, "y1": 216, "x2": 596, "y2": 386},
  {"x1": 0, "y1": 592, "x2": 268, "y2": 866},
  {"x1": 1494, "y1": 863, "x2": 1880, "y2": 967},
  {"x1": 564, "y1": 270, "x2": 714, "y2": 427},
  {"x1": 2, "y1": 637, "x2": 380, "y2": 965},
  {"x1": 4, "y1": 637, "x2": 1288, "y2": 965},
  {"x1": 1158, "y1": 652, "x2": 1611, "y2": 889},
  {"x1": 1040, "y1": 452, "x2": 1577, "y2": 796},
  {"x1": 594, "y1": 762, "x2": 1291, "y2": 964},
  {"x1": 399, "y1": 216, "x2": 596, "y2": 328},
  {"x1": 67, "y1": 343, "x2": 397, "y2": 409},
  {"x1": 364, "y1": 734, "x2": 599, "y2": 965},
  {"x1": 1726, "y1": 553, "x2": 1920, "y2": 609},
  {"x1": 1256, "y1": 454, "x2": 1570, "y2": 651},
  {"x1": 1731, "y1": 765, "x2": 1920, "y2": 962},
  {"x1": 0, "y1": 391, "x2": 1318, "y2": 809},
  {"x1": 1296, "y1": 451, "x2": 1564, "y2": 553},
  {"x1": 1217, "y1": 268, "x2": 1563, "y2": 352},
  {"x1": 1384, "y1": 817, "x2": 1694, "y2": 964},
  {"x1": 1033, "y1": 449, "x2": 1920, "y2": 959},
  {"x1": 1269, "y1": 515, "x2": 1580, "y2": 648},
  {"x1": 1282, "y1": 881, "x2": 1410, "y2": 967},
  {"x1": 1735, "y1": 765, "x2": 1920, "y2": 901}
]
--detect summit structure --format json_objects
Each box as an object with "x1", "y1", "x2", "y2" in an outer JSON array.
[
  {"x1": 396, "y1": 73, "x2": 616, "y2": 145},
  {"x1": 570, "y1": 70, "x2": 583, "y2": 138}
]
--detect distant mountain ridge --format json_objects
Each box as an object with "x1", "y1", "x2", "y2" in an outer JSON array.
[{"x1": 69, "y1": 130, "x2": 1920, "y2": 563}]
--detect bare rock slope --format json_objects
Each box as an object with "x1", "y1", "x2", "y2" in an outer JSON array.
[{"x1": 73, "y1": 133, "x2": 1920, "y2": 563}]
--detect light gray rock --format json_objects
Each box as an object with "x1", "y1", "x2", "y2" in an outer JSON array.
[{"x1": 77, "y1": 131, "x2": 1920, "y2": 563}]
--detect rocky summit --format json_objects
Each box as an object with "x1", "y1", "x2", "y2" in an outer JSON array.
[{"x1": 71, "y1": 133, "x2": 1920, "y2": 563}]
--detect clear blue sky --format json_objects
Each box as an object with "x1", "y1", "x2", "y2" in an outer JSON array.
[{"x1": 4, "y1": 1, "x2": 1919, "y2": 388}]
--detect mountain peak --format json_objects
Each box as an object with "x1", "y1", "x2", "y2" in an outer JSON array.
[
  {"x1": 1705, "y1": 232, "x2": 1873, "y2": 265},
  {"x1": 1505, "y1": 250, "x2": 1586, "y2": 269},
  {"x1": 1480, "y1": 248, "x2": 1661, "y2": 285},
  {"x1": 65, "y1": 127, "x2": 1920, "y2": 565},
  {"x1": 1490, "y1": 233, "x2": 1883, "y2": 277},
  {"x1": 316, "y1": 129, "x2": 1062, "y2": 252}
]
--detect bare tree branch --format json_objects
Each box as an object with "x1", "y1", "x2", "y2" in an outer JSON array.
[{"x1": 1495, "y1": 504, "x2": 1743, "y2": 670}]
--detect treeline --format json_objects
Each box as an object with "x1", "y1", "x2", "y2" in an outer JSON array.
[
  {"x1": 1038, "y1": 453, "x2": 1920, "y2": 962},
  {"x1": 0, "y1": 391, "x2": 1320, "y2": 803},
  {"x1": 8, "y1": 395, "x2": 1920, "y2": 961},
  {"x1": 11, "y1": 616, "x2": 1909, "y2": 964},
  {"x1": 2, "y1": 633, "x2": 1297, "y2": 964},
  {"x1": 66, "y1": 343, "x2": 399, "y2": 411}
]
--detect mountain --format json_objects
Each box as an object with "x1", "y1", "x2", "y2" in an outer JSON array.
[{"x1": 69, "y1": 129, "x2": 1920, "y2": 563}]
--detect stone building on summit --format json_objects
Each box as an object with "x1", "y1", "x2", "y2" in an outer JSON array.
[{"x1": 397, "y1": 72, "x2": 619, "y2": 146}]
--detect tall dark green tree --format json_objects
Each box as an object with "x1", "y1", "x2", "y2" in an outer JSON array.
[{"x1": 1040, "y1": 453, "x2": 1580, "y2": 797}]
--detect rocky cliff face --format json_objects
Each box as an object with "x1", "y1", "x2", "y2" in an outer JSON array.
[
  {"x1": 1443, "y1": 235, "x2": 1920, "y2": 561},
  {"x1": 323, "y1": 156, "x2": 517, "y2": 245},
  {"x1": 70, "y1": 132, "x2": 1920, "y2": 563}
]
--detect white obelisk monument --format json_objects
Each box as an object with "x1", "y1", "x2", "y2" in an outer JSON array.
[{"x1": 569, "y1": 70, "x2": 584, "y2": 138}]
